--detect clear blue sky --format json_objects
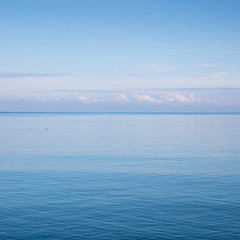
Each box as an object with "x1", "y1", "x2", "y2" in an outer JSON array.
[{"x1": 0, "y1": 0, "x2": 240, "y2": 112}]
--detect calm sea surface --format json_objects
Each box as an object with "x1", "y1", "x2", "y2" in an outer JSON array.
[{"x1": 0, "y1": 113, "x2": 240, "y2": 240}]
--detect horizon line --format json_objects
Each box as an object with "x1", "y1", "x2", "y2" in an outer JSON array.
[{"x1": 0, "y1": 112, "x2": 240, "y2": 115}]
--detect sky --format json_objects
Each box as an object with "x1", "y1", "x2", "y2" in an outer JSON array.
[{"x1": 0, "y1": 0, "x2": 240, "y2": 112}]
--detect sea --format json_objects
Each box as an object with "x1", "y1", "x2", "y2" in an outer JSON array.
[{"x1": 0, "y1": 113, "x2": 240, "y2": 240}]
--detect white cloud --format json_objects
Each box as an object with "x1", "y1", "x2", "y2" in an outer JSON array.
[
  {"x1": 133, "y1": 93, "x2": 162, "y2": 103},
  {"x1": 36, "y1": 97, "x2": 46, "y2": 102},
  {"x1": 173, "y1": 93, "x2": 191, "y2": 103},
  {"x1": 23, "y1": 93, "x2": 201, "y2": 105},
  {"x1": 75, "y1": 94, "x2": 129, "y2": 103},
  {"x1": 161, "y1": 93, "x2": 200, "y2": 103},
  {"x1": 1, "y1": 91, "x2": 233, "y2": 109},
  {"x1": 131, "y1": 93, "x2": 199, "y2": 104},
  {"x1": 116, "y1": 94, "x2": 129, "y2": 102},
  {"x1": 76, "y1": 96, "x2": 90, "y2": 102}
]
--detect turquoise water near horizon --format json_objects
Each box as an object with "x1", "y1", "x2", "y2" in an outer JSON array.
[{"x1": 0, "y1": 113, "x2": 240, "y2": 239}]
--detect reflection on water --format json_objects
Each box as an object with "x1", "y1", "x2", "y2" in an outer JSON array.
[{"x1": 0, "y1": 113, "x2": 240, "y2": 239}]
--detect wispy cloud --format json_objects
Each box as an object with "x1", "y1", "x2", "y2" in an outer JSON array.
[
  {"x1": 132, "y1": 88, "x2": 240, "y2": 92},
  {"x1": 127, "y1": 73, "x2": 140, "y2": 80},
  {"x1": 54, "y1": 89, "x2": 127, "y2": 93},
  {"x1": 0, "y1": 73, "x2": 65, "y2": 78}
]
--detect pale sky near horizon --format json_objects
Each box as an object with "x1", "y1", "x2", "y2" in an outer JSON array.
[{"x1": 0, "y1": 0, "x2": 240, "y2": 112}]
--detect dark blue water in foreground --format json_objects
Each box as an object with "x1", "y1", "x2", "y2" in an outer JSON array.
[{"x1": 0, "y1": 113, "x2": 240, "y2": 239}]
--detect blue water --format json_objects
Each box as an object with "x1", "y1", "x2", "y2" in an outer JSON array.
[{"x1": 0, "y1": 113, "x2": 240, "y2": 239}]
